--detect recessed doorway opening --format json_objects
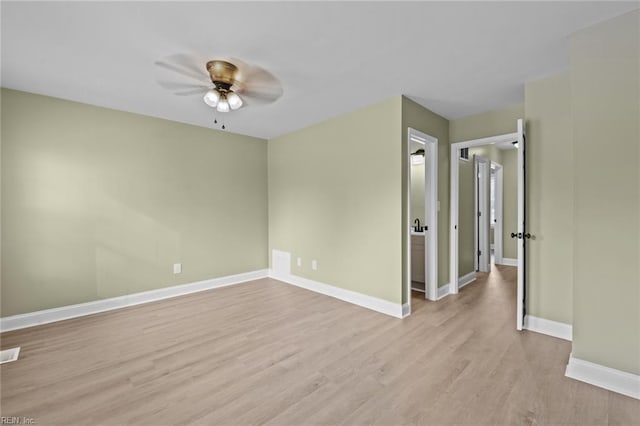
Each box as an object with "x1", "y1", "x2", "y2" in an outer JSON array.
[{"x1": 405, "y1": 128, "x2": 438, "y2": 313}]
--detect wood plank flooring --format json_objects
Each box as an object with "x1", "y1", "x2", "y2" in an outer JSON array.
[{"x1": 1, "y1": 265, "x2": 638, "y2": 424}]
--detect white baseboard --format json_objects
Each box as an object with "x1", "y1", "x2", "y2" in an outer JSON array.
[
  {"x1": 0, "y1": 269, "x2": 270, "y2": 332},
  {"x1": 402, "y1": 303, "x2": 411, "y2": 318},
  {"x1": 497, "y1": 257, "x2": 517, "y2": 266},
  {"x1": 269, "y1": 271, "x2": 405, "y2": 319},
  {"x1": 566, "y1": 354, "x2": 640, "y2": 399},
  {"x1": 458, "y1": 271, "x2": 476, "y2": 289},
  {"x1": 437, "y1": 283, "x2": 451, "y2": 300},
  {"x1": 524, "y1": 315, "x2": 572, "y2": 341}
]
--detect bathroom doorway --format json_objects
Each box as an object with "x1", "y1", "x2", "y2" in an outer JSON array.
[{"x1": 405, "y1": 128, "x2": 438, "y2": 310}]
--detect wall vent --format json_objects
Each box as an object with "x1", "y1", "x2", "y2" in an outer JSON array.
[
  {"x1": 460, "y1": 147, "x2": 470, "y2": 161},
  {"x1": 272, "y1": 250, "x2": 291, "y2": 276}
]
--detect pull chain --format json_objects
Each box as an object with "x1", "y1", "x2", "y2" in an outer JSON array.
[{"x1": 213, "y1": 117, "x2": 226, "y2": 130}]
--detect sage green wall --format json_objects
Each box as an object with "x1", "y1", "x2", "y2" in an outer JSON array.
[
  {"x1": 457, "y1": 156, "x2": 475, "y2": 276},
  {"x1": 1, "y1": 89, "x2": 268, "y2": 317},
  {"x1": 470, "y1": 145, "x2": 501, "y2": 164},
  {"x1": 410, "y1": 162, "x2": 425, "y2": 225},
  {"x1": 268, "y1": 97, "x2": 404, "y2": 304},
  {"x1": 401, "y1": 97, "x2": 450, "y2": 293},
  {"x1": 524, "y1": 72, "x2": 573, "y2": 325},
  {"x1": 501, "y1": 149, "x2": 518, "y2": 260},
  {"x1": 450, "y1": 104, "x2": 524, "y2": 142},
  {"x1": 569, "y1": 10, "x2": 639, "y2": 374}
]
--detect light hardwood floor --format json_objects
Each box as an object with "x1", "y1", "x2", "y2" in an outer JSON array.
[{"x1": 1, "y1": 265, "x2": 638, "y2": 425}]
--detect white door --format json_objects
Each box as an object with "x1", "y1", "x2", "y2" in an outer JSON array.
[
  {"x1": 516, "y1": 119, "x2": 527, "y2": 330},
  {"x1": 475, "y1": 156, "x2": 490, "y2": 272}
]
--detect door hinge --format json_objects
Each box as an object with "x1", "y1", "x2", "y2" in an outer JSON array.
[
  {"x1": 477, "y1": 211, "x2": 481, "y2": 217},
  {"x1": 478, "y1": 250, "x2": 482, "y2": 256}
]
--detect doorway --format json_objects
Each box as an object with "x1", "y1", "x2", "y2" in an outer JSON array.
[
  {"x1": 449, "y1": 119, "x2": 527, "y2": 330},
  {"x1": 405, "y1": 128, "x2": 438, "y2": 310},
  {"x1": 474, "y1": 156, "x2": 490, "y2": 273},
  {"x1": 473, "y1": 158, "x2": 504, "y2": 271},
  {"x1": 491, "y1": 163, "x2": 504, "y2": 266}
]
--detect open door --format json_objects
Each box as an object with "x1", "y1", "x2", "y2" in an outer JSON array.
[
  {"x1": 474, "y1": 156, "x2": 491, "y2": 273},
  {"x1": 516, "y1": 119, "x2": 527, "y2": 330}
]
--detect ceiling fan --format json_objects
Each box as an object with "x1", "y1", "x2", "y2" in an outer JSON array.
[{"x1": 155, "y1": 54, "x2": 283, "y2": 127}]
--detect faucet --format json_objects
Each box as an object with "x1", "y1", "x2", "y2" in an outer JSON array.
[{"x1": 414, "y1": 218, "x2": 422, "y2": 232}]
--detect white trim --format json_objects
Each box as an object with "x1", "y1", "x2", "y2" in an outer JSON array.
[
  {"x1": 406, "y1": 128, "x2": 439, "y2": 303},
  {"x1": 524, "y1": 315, "x2": 572, "y2": 341},
  {"x1": 270, "y1": 271, "x2": 405, "y2": 319},
  {"x1": 402, "y1": 303, "x2": 411, "y2": 318},
  {"x1": 0, "y1": 347, "x2": 21, "y2": 364},
  {"x1": 0, "y1": 269, "x2": 270, "y2": 332},
  {"x1": 516, "y1": 118, "x2": 525, "y2": 331},
  {"x1": 565, "y1": 354, "x2": 640, "y2": 399},
  {"x1": 458, "y1": 271, "x2": 476, "y2": 289},
  {"x1": 450, "y1": 131, "x2": 519, "y2": 295},
  {"x1": 437, "y1": 283, "x2": 451, "y2": 300},
  {"x1": 498, "y1": 257, "x2": 518, "y2": 266},
  {"x1": 492, "y1": 163, "x2": 504, "y2": 265}
]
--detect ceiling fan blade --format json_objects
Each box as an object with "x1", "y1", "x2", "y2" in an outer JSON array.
[
  {"x1": 241, "y1": 87, "x2": 283, "y2": 105},
  {"x1": 157, "y1": 80, "x2": 209, "y2": 91},
  {"x1": 155, "y1": 60, "x2": 209, "y2": 83},
  {"x1": 235, "y1": 64, "x2": 283, "y2": 105},
  {"x1": 174, "y1": 88, "x2": 208, "y2": 96},
  {"x1": 165, "y1": 54, "x2": 209, "y2": 78}
]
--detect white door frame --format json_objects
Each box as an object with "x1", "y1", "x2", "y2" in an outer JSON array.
[
  {"x1": 492, "y1": 162, "x2": 504, "y2": 265},
  {"x1": 516, "y1": 119, "x2": 526, "y2": 330},
  {"x1": 406, "y1": 128, "x2": 438, "y2": 308},
  {"x1": 449, "y1": 132, "x2": 518, "y2": 294},
  {"x1": 474, "y1": 156, "x2": 490, "y2": 273}
]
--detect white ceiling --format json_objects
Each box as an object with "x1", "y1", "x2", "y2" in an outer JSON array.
[{"x1": 2, "y1": 1, "x2": 637, "y2": 139}]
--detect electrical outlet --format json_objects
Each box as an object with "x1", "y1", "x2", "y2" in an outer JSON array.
[
  {"x1": 173, "y1": 263, "x2": 182, "y2": 274},
  {"x1": 311, "y1": 260, "x2": 317, "y2": 270},
  {"x1": 297, "y1": 257, "x2": 302, "y2": 267}
]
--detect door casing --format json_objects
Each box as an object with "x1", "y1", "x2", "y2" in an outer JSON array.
[{"x1": 405, "y1": 128, "x2": 439, "y2": 312}]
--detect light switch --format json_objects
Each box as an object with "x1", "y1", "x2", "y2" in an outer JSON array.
[{"x1": 173, "y1": 263, "x2": 182, "y2": 274}]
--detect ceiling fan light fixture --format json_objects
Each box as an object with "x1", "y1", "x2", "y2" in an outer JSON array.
[
  {"x1": 217, "y1": 96, "x2": 230, "y2": 113},
  {"x1": 411, "y1": 148, "x2": 425, "y2": 165},
  {"x1": 227, "y1": 91, "x2": 243, "y2": 110},
  {"x1": 203, "y1": 89, "x2": 220, "y2": 107}
]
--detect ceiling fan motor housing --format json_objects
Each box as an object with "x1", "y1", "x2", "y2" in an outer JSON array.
[{"x1": 206, "y1": 60, "x2": 239, "y2": 91}]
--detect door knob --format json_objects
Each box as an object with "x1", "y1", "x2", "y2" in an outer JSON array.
[
  {"x1": 510, "y1": 232, "x2": 517, "y2": 238},
  {"x1": 524, "y1": 233, "x2": 531, "y2": 239}
]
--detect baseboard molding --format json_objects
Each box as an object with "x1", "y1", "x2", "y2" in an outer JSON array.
[
  {"x1": 0, "y1": 269, "x2": 270, "y2": 332},
  {"x1": 269, "y1": 271, "x2": 405, "y2": 319},
  {"x1": 437, "y1": 283, "x2": 451, "y2": 300},
  {"x1": 402, "y1": 303, "x2": 411, "y2": 318},
  {"x1": 565, "y1": 354, "x2": 640, "y2": 399},
  {"x1": 458, "y1": 271, "x2": 476, "y2": 289},
  {"x1": 497, "y1": 257, "x2": 517, "y2": 266},
  {"x1": 524, "y1": 315, "x2": 572, "y2": 341}
]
